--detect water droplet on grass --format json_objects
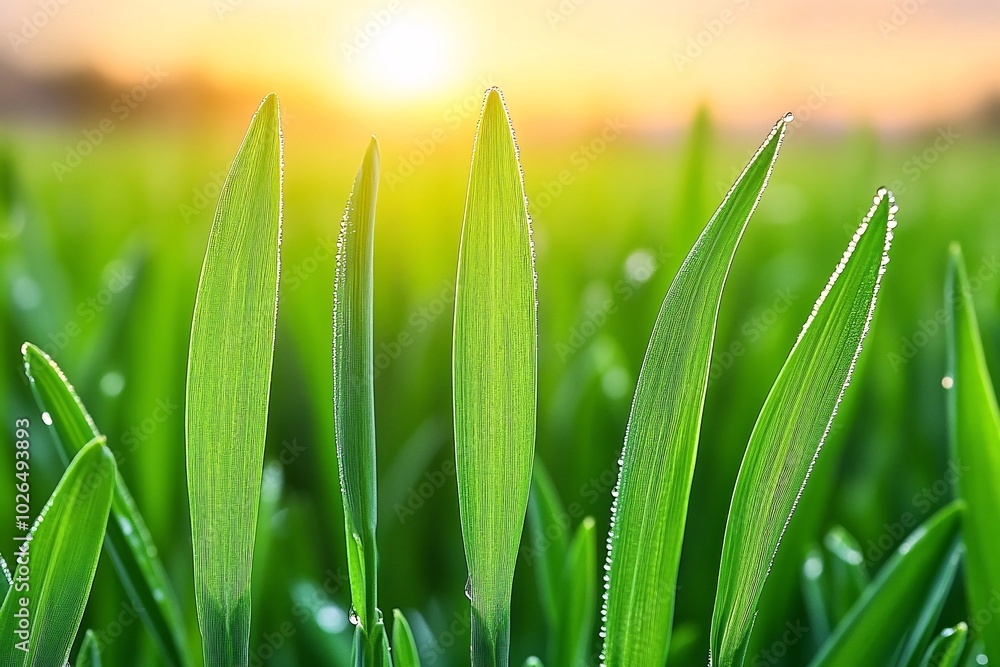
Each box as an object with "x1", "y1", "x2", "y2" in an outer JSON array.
[
  {"x1": 41, "y1": 412, "x2": 52, "y2": 426},
  {"x1": 942, "y1": 376, "x2": 954, "y2": 389}
]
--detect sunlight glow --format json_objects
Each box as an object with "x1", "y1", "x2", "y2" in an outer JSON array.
[{"x1": 347, "y1": 15, "x2": 456, "y2": 98}]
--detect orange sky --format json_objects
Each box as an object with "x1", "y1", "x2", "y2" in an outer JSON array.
[{"x1": 2, "y1": 0, "x2": 1000, "y2": 130}]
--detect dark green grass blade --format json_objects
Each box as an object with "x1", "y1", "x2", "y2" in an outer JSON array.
[
  {"x1": 453, "y1": 88, "x2": 537, "y2": 667},
  {"x1": 0, "y1": 438, "x2": 115, "y2": 666},
  {"x1": 711, "y1": 189, "x2": 897, "y2": 665},
  {"x1": 919, "y1": 624, "x2": 967, "y2": 667},
  {"x1": 802, "y1": 527, "x2": 870, "y2": 647},
  {"x1": 527, "y1": 460, "x2": 569, "y2": 630},
  {"x1": 808, "y1": 503, "x2": 963, "y2": 666},
  {"x1": 77, "y1": 630, "x2": 102, "y2": 667},
  {"x1": 945, "y1": 243, "x2": 1000, "y2": 661},
  {"x1": 332, "y1": 137, "x2": 384, "y2": 665},
  {"x1": 185, "y1": 93, "x2": 282, "y2": 665},
  {"x1": 601, "y1": 113, "x2": 791, "y2": 667},
  {"x1": 555, "y1": 517, "x2": 597, "y2": 667},
  {"x1": 392, "y1": 609, "x2": 421, "y2": 667},
  {"x1": 21, "y1": 342, "x2": 188, "y2": 666},
  {"x1": 895, "y1": 540, "x2": 962, "y2": 666}
]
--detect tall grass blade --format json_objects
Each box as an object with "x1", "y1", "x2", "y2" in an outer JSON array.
[
  {"x1": 21, "y1": 342, "x2": 188, "y2": 666},
  {"x1": 555, "y1": 516, "x2": 597, "y2": 667},
  {"x1": 185, "y1": 93, "x2": 282, "y2": 665},
  {"x1": 601, "y1": 113, "x2": 791, "y2": 666},
  {"x1": 526, "y1": 460, "x2": 569, "y2": 629},
  {"x1": 945, "y1": 243, "x2": 1000, "y2": 661},
  {"x1": 0, "y1": 438, "x2": 115, "y2": 666},
  {"x1": 453, "y1": 88, "x2": 538, "y2": 667},
  {"x1": 918, "y1": 624, "x2": 967, "y2": 667},
  {"x1": 392, "y1": 609, "x2": 421, "y2": 667},
  {"x1": 710, "y1": 189, "x2": 897, "y2": 665},
  {"x1": 808, "y1": 502, "x2": 963, "y2": 666},
  {"x1": 802, "y1": 527, "x2": 870, "y2": 646},
  {"x1": 77, "y1": 630, "x2": 102, "y2": 667},
  {"x1": 332, "y1": 136, "x2": 385, "y2": 664},
  {"x1": 896, "y1": 538, "x2": 962, "y2": 666}
]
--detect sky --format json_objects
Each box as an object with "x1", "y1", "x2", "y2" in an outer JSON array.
[{"x1": 2, "y1": 0, "x2": 1000, "y2": 131}]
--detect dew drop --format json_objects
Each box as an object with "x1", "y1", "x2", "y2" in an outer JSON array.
[
  {"x1": 41, "y1": 412, "x2": 53, "y2": 426},
  {"x1": 942, "y1": 376, "x2": 954, "y2": 389},
  {"x1": 348, "y1": 606, "x2": 360, "y2": 626},
  {"x1": 783, "y1": 112, "x2": 794, "y2": 123},
  {"x1": 464, "y1": 577, "x2": 473, "y2": 600},
  {"x1": 977, "y1": 654, "x2": 988, "y2": 665},
  {"x1": 876, "y1": 186, "x2": 888, "y2": 197}
]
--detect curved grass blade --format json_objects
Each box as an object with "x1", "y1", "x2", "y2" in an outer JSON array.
[
  {"x1": 555, "y1": 516, "x2": 597, "y2": 667},
  {"x1": 185, "y1": 92, "x2": 282, "y2": 665},
  {"x1": 21, "y1": 342, "x2": 188, "y2": 666},
  {"x1": 392, "y1": 609, "x2": 421, "y2": 667},
  {"x1": 945, "y1": 243, "x2": 1000, "y2": 661},
  {"x1": 896, "y1": 538, "x2": 962, "y2": 666},
  {"x1": 332, "y1": 137, "x2": 386, "y2": 665},
  {"x1": 526, "y1": 460, "x2": 569, "y2": 630},
  {"x1": 918, "y1": 623, "x2": 967, "y2": 667},
  {"x1": 710, "y1": 189, "x2": 897, "y2": 665},
  {"x1": 77, "y1": 630, "x2": 102, "y2": 667},
  {"x1": 453, "y1": 88, "x2": 537, "y2": 667},
  {"x1": 802, "y1": 527, "x2": 870, "y2": 647},
  {"x1": 808, "y1": 502, "x2": 963, "y2": 667},
  {"x1": 0, "y1": 438, "x2": 115, "y2": 666},
  {"x1": 601, "y1": 113, "x2": 791, "y2": 667}
]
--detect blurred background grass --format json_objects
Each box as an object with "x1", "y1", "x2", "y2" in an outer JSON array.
[{"x1": 2, "y1": 0, "x2": 1000, "y2": 664}]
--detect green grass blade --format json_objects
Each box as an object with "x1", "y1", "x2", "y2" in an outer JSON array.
[
  {"x1": 21, "y1": 342, "x2": 188, "y2": 666},
  {"x1": 392, "y1": 609, "x2": 421, "y2": 667},
  {"x1": 453, "y1": 88, "x2": 537, "y2": 667},
  {"x1": 802, "y1": 527, "x2": 870, "y2": 647},
  {"x1": 601, "y1": 113, "x2": 791, "y2": 666},
  {"x1": 808, "y1": 502, "x2": 963, "y2": 667},
  {"x1": 77, "y1": 629, "x2": 102, "y2": 667},
  {"x1": 332, "y1": 137, "x2": 384, "y2": 664},
  {"x1": 919, "y1": 624, "x2": 967, "y2": 667},
  {"x1": 0, "y1": 437, "x2": 115, "y2": 666},
  {"x1": 710, "y1": 188, "x2": 897, "y2": 665},
  {"x1": 555, "y1": 516, "x2": 597, "y2": 667},
  {"x1": 945, "y1": 243, "x2": 1000, "y2": 661},
  {"x1": 185, "y1": 92, "x2": 282, "y2": 665},
  {"x1": 526, "y1": 460, "x2": 569, "y2": 630},
  {"x1": 896, "y1": 538, "x2": 962, "y2": 666}
]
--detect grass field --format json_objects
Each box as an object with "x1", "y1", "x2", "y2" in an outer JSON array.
[{"x1": 2, "y1": 105, "x2": 999, "y2": 665}]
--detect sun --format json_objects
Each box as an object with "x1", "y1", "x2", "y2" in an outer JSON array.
[{"x1": 347, "y1": 15, "x2": 456, "y2": 97}]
